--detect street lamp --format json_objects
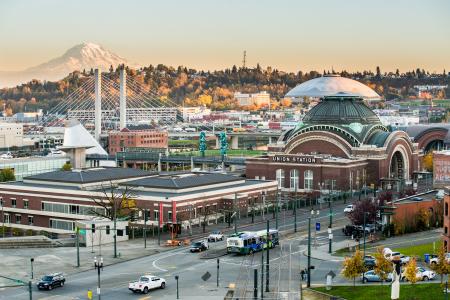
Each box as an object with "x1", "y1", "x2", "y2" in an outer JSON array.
[
  {"x1": 0, "y1": 196, "x2": 4, "y2": 238},
  {"x1": 307, "y1": 209, "x2": 320, "y2": 288},
  {"x1": 94, "y1": 256, "x2": 104, "y2": 300}
]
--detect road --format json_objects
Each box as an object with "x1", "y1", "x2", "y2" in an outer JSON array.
[{"x1": 0, "y1": 202, "x2": 358, "y2": 300}]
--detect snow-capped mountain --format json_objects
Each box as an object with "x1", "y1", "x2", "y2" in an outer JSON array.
[{"x1": 0, "y1": 42, "x2": 137, "y2": 88}]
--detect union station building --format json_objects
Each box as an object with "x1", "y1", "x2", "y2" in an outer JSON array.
[{"x1": 246, "y1": 75, "x2": 436, "y2": 195}]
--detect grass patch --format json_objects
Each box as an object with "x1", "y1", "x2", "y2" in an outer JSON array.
[
  {"x1": 314, "y1": 283, "x2": 444, "y2": 300},
  {"x1": 394, "y1": 241, "x2": 441, "y2": 258}
]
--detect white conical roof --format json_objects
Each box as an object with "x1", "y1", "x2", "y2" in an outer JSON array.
[
  {"x1": 60, "y1": 119, "x2": 108, "y2": 156},
  {"x1": 286, "y1": 74, "x2": 380, "y2": 99}
]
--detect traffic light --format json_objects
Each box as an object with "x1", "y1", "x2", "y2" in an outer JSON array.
[
  {"x1": 91, "y1": 224, "x2": 95, "y2": 233},
  {"x1": 106, "y1": 225, "x2": 110, "y2": 235}
]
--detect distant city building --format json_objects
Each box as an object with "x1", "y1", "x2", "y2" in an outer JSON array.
[
  {"x1": 378, "y1": 116, "x2": 420, "y2": 127},
  {"x1": 13, "y1": 110, "x2": 43, "y2": 122},
  {"x1": 0, "y1": 123, "x2": 24, "y2": 149},
  {"x1": 181, "y1": 106, "x2": 211, "y2": 122},
  {"x1": 234, "y1": 91, "x2": 270, "y2": 107},
  {"x1": 108, "y1": 126, "x2": 168, "y2": 155}
]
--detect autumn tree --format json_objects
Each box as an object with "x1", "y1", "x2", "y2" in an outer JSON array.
[
  {"x1": 198, "y1": 204, "x2": 217, "y2": 233},
  {"x1": 404, "y1": 258, "x2": 418, "y2": 284},
  {"x1": 422, "y1": 152, "x2": 433, "y2": 172},
  {"x1": 431, "y1": 244, "x2": 450, "y2": 284},
  {"x1": 90, "y1": 183, "x2": 138, "y2": 258},
  {"x1": 348, "y1": 199, "x2": 378, "y2": 225},
  {"x1": 0, "y1": 168, "x2": 15, "y2": 182},
  {"x1": 373, "y1": 247, "x2": 393, "y2": 284},
  {"x1": 342, "y1": 250, "x2": 366, "y2": 286},
  {"x1": 61, "y1": 162, "x2": 72, "y2": 171}
]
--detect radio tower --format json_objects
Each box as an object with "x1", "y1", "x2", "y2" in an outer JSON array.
[{"x1": 242, "y1": 50, "x2": 247, "y2": 68}]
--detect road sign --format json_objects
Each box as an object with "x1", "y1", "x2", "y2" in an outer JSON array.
[
  {"x1": 326, "y1": 270, "x2": 336, "y2": 279},
  {"x1": 316, "y1": 222, "x2": 320, "y2": 231},
  {"x1": 201, "y1": 271, "x2": 211, "y2": 281}
]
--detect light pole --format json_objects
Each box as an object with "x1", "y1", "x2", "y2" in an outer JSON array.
[
  {"x1": 94, "y1": 256, "x2": 103, "y2": 300},
  {"x1": 0, "y1": 196, "x2": 4, "y2": 238},
  {"x1": 363, "y1": 212, "x2": 370, "y2": 257},
  {"x1": 328, "y1": 198, "x2": 333, "y2": 254},
  {"x1": 175, "y1": 275, "x2": 179, "y2": 299},
  {"x1": 30, "y1": 258, "x2": 34, "y2": 279},
  {"x1": 143, "y1": 208, "x2": 147, "y2": 249}
]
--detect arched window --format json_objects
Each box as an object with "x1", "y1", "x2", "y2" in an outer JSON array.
[
  {"x1": 304, "y1": 170, "x2": 313, "y2": 191},
  {"x1": 276, "y1": 169, "x2": 285, "y2": 189},
  {"x1": 290, "y1": 169, "x2": 299, "y2": 191}
]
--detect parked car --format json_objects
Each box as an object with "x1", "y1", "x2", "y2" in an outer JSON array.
[
  {"x1": 366, "y1": 224, "x2": 377, "y2": 233},
  {"x1": 401, "y1": 267, "x2": 435, "y2": 281},
  {"x1": 364, "y1": 255, "x2": 376, "y2": 268},
  {"x1": 190, "y1": 240, "x2": 209, "y2": 252},
  {"x1": 36, "y1": 273, "x2": 65, "y2": 290},
  {"x1": 208, "y1": 230, "x2": 224, "y2": 242},
  {"x1": 344, "y1": 204, "x2": 354, "y2": 213},
  {"x1": 430, "y1": 253, "x2": 450, "y2": 265},
  {"x1": 129, "y1": 275, "x2": 166, "y2": 294},
  {"x1": 362, "y1": 270, "x2": 393, "y2": 283},
  {"x1": 342, "y1": 225, "x2": 363, "y2": 237}
]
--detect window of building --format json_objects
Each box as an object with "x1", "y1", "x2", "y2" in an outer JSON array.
[
  {"x1": 49, "y1": 219, "x2": 74, "y2": 231},
  {"x1": 304, "y1": 170, "x2": 313, "y2": 191},
  {"x1": 106, "y1": 225, "x2": 110, "y2": 235},
  {"x1": 4, "y1": 214, "x2": 10, "y2": 223},
  {"x1": 15, "y1": 214, "x2": 21, "y2": 224},
  {"x1": 11, "y1": 199, "x2": 16, "y2": 208},
  {"x1": 28, "y1": 216, "x2": 34, "y2": 225},
  {"x1": 154, "y1": 210, "x2": 160, "y2": 221},
  {"x1": 117, "y1": 229, "x2": 124, "y2": 236},
  {"x1": 290, "y1": 169, "x2": 299, "y2": 191},
  {"x1": 446, "y1": 202, "x2": 449, "y2": 216},
  {"x1": 168, "y1": 211, "x2": 172, "y2": 222},
  {"x1": 275, "y1": 169, "x2": 284, "y2": 189},
  {"x1": 24, "y1": 200, "x2": 29, "y2": 209}
]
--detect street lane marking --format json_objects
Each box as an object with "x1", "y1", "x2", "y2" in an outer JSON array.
[
  {"x1": 139, "y1": 296, "x2": 151, "y2": 300},
  {"x1": 152, "y1": 252, "x2": 180, "y2": 272}
]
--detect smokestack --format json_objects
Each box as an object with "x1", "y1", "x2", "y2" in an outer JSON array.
[
  {"x1": 94, "y1": 69, "x2": 102, "y2": 141},
  {"x1": 120, "y1": 69, "x2": 127, "y2": 130}
]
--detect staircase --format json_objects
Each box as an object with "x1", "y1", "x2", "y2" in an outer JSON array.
[{"x1": 0, "y1": 236, "x2": 63, "y2": 249}]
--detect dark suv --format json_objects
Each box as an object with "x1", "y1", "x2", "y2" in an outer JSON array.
[
  {"x1": 190, "y1": 240, "x2": 209, "y2": 252},
  {"x1": 37, "y1": 273, "x2": 65, "y2": 290}
]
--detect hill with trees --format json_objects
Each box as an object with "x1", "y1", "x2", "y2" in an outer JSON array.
[{"x1": 0, "y1": 64, "x2": 449, "y2": 115}]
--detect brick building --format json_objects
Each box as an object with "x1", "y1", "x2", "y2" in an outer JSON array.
[
  {"x1": 246, "y1": 94, "x2": 421, "y2": 195},
  {"x1": 108, "y1": 127, "x2": 168, "y2": 155},
  {"x1": 0, "y1": 168, "x2": 277, "y2": 235}
]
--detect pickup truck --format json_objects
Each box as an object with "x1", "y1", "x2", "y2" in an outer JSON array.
[
  {"x1": 208, "y1": 231, "x2": 224, "y2": 242},
  {"x1": 129, "y1": 275, "x2": 166, "y2": 294}
]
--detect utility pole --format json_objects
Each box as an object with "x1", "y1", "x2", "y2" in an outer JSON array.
[
  {"x1": 158, "y1": 209, "x2": 161, "y2": 246},
  {"x1": 113, "y1": 200, "x2": 118, "y2": 258},
  {"x1": 253, "y1": 269, "x2": 258, "y2": 299},
  {"x1": 261, "y1": 247, "x2": 264, "y2": 298},
  {"x1": 265, "y1": 220, "x2": 270, "y2": 292},
  {"x1": 144, "y1": 208, "x2": 147, "y2": 249},
  {"x1": 328, "y1": 201, "x2": 333, "y2": 254},
  {"x1": 307, "y1": 216, "x2": 312, "y2": 288},
  {"x1": 217, "y1": 259, "x2": 220, "y2": 287},
  {"x1": 76, "y1": 227, "x2": 80, "y2": 267},
  {"x1": 30, "y1": 258, "x2": 34, "y2": 279},
  {"x1": 363, "y1": 212, "x2": 369, "y2": 257},
  {"x1": 275, "y1": 190, "x2": 279, "y2": 229},
  {"x1": 242, "y1": 50, "x2": 247, "y2": 68},
  {"x1": 28, "y1": 281, "x2": 32, "y2": 300},
  {"x1": 234, "y1": 193, "x2": 238, "y2": 234},
  {"x1": 94, "y1": 257, "x2": 103, "y2": 300}
]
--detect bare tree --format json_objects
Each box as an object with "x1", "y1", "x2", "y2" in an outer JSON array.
[
  {"x1": 198, "y1": 205, "x2": 217, "y2": 233},
  {"x1": 90, "y1": 182, "x2": 137, "y2": 258}
]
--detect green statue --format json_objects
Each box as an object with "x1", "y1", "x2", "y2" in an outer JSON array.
[{"x1": 199, "y1": 131, "x2": 207, "y2": 157}]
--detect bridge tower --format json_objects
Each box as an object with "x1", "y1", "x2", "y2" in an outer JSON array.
[
  {"x1": 94, "y1": 69, "x2": 102, "y2": 141},
  {"x1": 119, "y1": 69, "x2": 127, "y2": 130}
]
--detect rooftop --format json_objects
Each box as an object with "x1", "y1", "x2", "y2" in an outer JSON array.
[{"x1": 24, "y1": 167, "x2": 154, "y2": 184}]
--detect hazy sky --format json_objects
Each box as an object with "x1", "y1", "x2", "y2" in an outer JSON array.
[{"x1": 1, "y1": 0, "x2": 449, "y2": 73}]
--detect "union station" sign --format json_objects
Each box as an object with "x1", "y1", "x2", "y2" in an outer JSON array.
[{"x1": 270, "y1": 155, "x2": 320, "y2": 164}]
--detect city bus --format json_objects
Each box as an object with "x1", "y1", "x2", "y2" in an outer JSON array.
[
  {"x1": 255, "y1": 229, "x2": 279, "y2": 249},
  {"x1": 226, "y1": 232, "x2": 262, "y2": 255},
  {"x1": 226, "y1": 229, "x2": 279, "y2": 255}
]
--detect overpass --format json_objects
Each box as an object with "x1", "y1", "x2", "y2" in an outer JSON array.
[{"x1": 168, "y1": 130, "x2": 282, "y2": 149}]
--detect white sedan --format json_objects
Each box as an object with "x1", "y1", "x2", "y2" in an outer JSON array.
[
  {"x1": 402, "y1": 267, "x2": 435, "y2": 281},
  {"x1": 344, "y1": 205, "x2": 354, "y2": 213}
]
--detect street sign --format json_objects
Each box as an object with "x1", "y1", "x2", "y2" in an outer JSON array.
[
  {"x1": 79, "y1": 229, "x2": 86, "y2": 234},
  {"x1": 326, "y1": 270, "x2": 336, "y2": 279},
  {"x1": 316, "y1": 222, "x2": 320, "y2": 231},
  {"x1": 201, "y1": 271, "x2": 211, "y2": 281}
]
